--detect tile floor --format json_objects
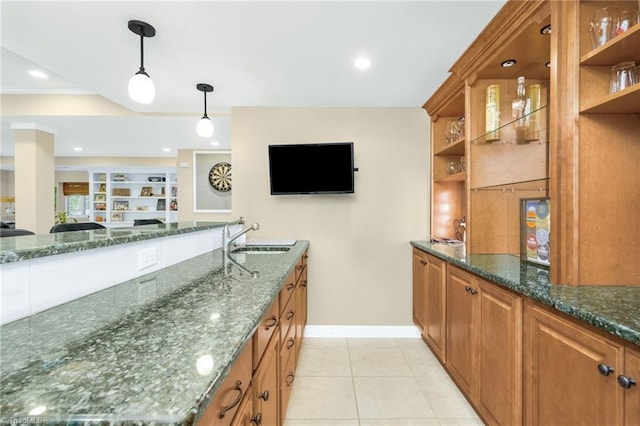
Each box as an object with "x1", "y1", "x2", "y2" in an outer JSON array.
[{"x1": 284, "y1": 338, "x2": 485, "y2": 426}]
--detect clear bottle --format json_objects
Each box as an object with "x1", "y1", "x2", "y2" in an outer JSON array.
[{"x1": 512, "y1": 76, "x2": 531, "y2": 132}]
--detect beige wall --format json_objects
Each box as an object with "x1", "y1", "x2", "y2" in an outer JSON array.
[{"x1": 231, "y1": 107, "x2": 430, "y2": 326}]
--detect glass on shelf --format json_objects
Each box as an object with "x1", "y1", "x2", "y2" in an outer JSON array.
[
  {"x1": 609, "y1": 61, "x2": 637, "y2": 93},
  {"x1": 589, "y1": 7, "x2": 620, "y2": 49},
  {"x1": 445, "y1": 120, "x2": 463, "y2": 144}
]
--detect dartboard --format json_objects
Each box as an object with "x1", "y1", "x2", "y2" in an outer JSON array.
[{"x1": 208, "y1": 162, "x2": 232, "y2": 192}]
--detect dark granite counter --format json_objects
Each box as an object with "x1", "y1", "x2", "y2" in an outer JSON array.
[
  {"x1": 0, "y1": 221, "x2": 227, "y2": 264},
  {"x1": 411, "y1": 241, "x2": 640, "y2": 347},
  {"x1": 0, "y1": 240, "x2": 309, "y2": 424}
]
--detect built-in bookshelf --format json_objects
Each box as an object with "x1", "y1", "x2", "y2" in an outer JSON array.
[{"x1": 89, "y1": 168, "x2": 177, "y2": 226}]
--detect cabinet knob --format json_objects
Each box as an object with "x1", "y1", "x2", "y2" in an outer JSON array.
[
  {"x1": 286, "y1": 372, "x2": 295, "y2": 386},
  {"x1": 419, "y1": 259, "x2": 427, "y2": 265},
  {"x1": 286, "y1": 310, "x2": 295, "y2": 320},
  {"x1": 264, "y1": 316, "x2": 278, "y2": 330},
  {"x1": 302, "y1": 280, "x2": 308, "y2": 288},
  {"x1": 259, "y1": 390, "x2": 269, "y2": 401},
  {"x1": 597, "y1": 363, "x2": 615, "y2": 376},
  {"x1": 617, "y1": 375, "x2": 637, "y2": 389},
  {"x1": 469, "y1": 288, "x2": 478, "y2": 296},
  {"x1": 464, "y1": 285, "x2": 471, "y2": 292},
  {"x1": 287, "y1": 283, "x2": 295, "y2": 291},
  {"x1": 286, "y1": 338, "x2": 295, "y2": 350},
  {"x1": 251, "y1": 413, "x2": 262, "y2": 425}
]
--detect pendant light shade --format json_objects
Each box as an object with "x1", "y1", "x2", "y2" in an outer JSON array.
[
  {"x1": 197, "y1": 116, "x2": 214, "y2": 138},
  {"x1": 128, "y1": 20, "x2": 156, "y2": 104},
  {"x1": 196, "y1": 83, "x2": 215, "y2": 138}
]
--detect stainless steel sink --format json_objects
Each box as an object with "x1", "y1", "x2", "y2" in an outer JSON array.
[{"x1": 231, "y1": 246, "x2": 291, "y2": 254}]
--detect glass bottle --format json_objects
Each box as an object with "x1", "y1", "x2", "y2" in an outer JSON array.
[
  {"x1": 485, "y1": 84, "x2": 501, "y2": 142},
  {"x1": 512, "y1": 76, "x2": 531, "y2": 139}
]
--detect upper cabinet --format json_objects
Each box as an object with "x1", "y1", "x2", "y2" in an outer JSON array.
[{"x1": 424, "y1": 0, "x2": 640, "y2": 285}]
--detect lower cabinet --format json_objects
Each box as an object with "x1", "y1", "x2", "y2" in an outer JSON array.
[
  {"x1": 199, "y1": 249, "x2": 308, "y2": 426},
  {"x1": 413, "y1": 248, "x2": 640, "y2": 425},
  {"x1": 525, "y1": 300, "x2": 630, "y2": 426},
  {"x1": 445, "y1": 265, "x2": 523, "y2": 425},
  {"x1": 412, "y1": 248, "x2": 447, "y2": 362}
]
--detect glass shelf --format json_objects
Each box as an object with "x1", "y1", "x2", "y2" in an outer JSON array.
[
  {"x1": 471, "y1": 178, "x2": 550, "y2": 192},
  {"x1": 471, "y1": 105, "x2": 548, "y2": 145}
]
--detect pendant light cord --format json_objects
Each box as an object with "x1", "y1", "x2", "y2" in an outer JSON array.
[
  {"x1": 139, "y1": 33, "x2": 145, "y2": 73},
  {"x1": 203, "y1": 91, "x2": 208, "y2": 118}
]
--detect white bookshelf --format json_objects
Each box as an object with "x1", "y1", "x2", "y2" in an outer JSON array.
[{"x1": 89, "y1": 168, "x2": 178, "y2": 226}]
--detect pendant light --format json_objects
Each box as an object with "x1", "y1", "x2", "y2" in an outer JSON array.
[
  {"x1": 196, "y1": 83, "x2": 215, "y2": 138},
  {"x1": 128, "y1": 20, "x2": 156, "y2": 104}
]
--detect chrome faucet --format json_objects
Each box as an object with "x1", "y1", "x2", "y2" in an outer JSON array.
[{"x1": 222, "y1": 218, "x2": 260, "y2": 254}]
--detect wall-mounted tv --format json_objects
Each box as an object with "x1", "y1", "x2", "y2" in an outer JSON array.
[{"x1": 268, "y1": 142, "x2": 356, "y2": 195}]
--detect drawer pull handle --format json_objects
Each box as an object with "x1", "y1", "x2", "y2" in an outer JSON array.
[
  {"x1": 251, "y1": 413, "x2": 262, "y2": 425},
  {"x1": 264, "y1": 316, "x2": 278, "y2": 330},
  {"x1": 286, "y1": 311, "x2": 295, "y2": 320},
  {"x1": 297, "y1": 265, "x2": 303, "y2": 271},
  {"x1": 287, "y1": 283, "x2": 295, "y2": 291},
  {"x1": 219, "y1": 380, "x2": 244, "y2": 419},
  {"x1": 419, "y1": 259, "x2": 427, "y2": 265},
  {"x1": 469, "y1": 288, "x2": 478, "y2": 296},
  {"x1": 286, "y1": 338, "x2": 295, "y2": 349},
  {"x1": 464, "y1": 286, "x2": 471, "y2": 292},
  {"x1": 617, "y1": 375, "x2": 637, "y2": 389},
  {"x1": 302, "y1": 280, "x2": 308, "y2": 288},
  {"x1": 597, "y1": 363, "x2": 615, "y2": 376},
  {"x1": 286, "y1": 372, "x2": 295, "y2": 386},
  {"x1": 259, "y1": 390, "x2": 269, "y2": 401}
]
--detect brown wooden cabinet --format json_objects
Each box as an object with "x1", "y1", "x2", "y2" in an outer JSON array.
[
  {"x1": 445, "y1": 264, "x2": 523, "y2": 425},
  {"x1": 199, "y1": 342, "x2": 254, "y2": 426},
  {"x1": 624, "y1": 348, "x2": 640, "y2": 426},
  {"x1": 254, "y1": 333, "x2": 279, "y2": 426},
  {"x1": 230, "y1": 386, "x2": 254, "y2": 426},
  {"x1": 525, "y1": 300, "x2": 626, "y2": 425},
  {"x1": 413, "y1": 248, "x2": 447, "y2": 362}
]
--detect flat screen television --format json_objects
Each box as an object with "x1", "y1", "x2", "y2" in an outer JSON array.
[{"x1": 268, "y1": 142, "x2": 355, "y2": 195}]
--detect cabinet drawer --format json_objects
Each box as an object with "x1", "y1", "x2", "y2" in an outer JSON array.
[
  {"x1": 279, "y1": 335, "x2": 297, "y2": 420},
  {"x1": 279, "y1": 271, "x2": 297, "y2": 315},
  {"x1": 253, "y1": 297, "x2": 279, "y2": 370},
  {"x1": 198, "y1": 342, "x2": 253, "y2": 426},
  {"x1": 279, "y1": 291, "x2": 296, "y2": 348},
  {"x1": 280, "y1": 318, "x2": 297, "y2": 382}
]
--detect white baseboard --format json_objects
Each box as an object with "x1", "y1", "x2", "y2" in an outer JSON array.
[{"x1": 303, "y1": 325, "x2": 421, "y2": 338}]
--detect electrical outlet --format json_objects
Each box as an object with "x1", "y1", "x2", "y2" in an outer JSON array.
[{"x1": 138, "y1": 247, "x2": 157, "y2": 270}]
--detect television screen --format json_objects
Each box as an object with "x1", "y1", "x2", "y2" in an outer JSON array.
[{"x1": 268, "y1": 142, "x2": 355, "y2": 195}]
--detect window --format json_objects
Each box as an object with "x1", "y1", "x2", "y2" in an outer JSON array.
[{"x1": 66, "y1": 195, "x2": 90, "y2": 217}]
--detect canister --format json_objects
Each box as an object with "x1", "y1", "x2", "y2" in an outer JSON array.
[{"x1": 485, "y1": 84, "x2": 501, "y2": 142}]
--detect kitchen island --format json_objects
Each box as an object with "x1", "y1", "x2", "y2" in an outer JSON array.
[{"x1": 0, "y1": 239, "x2": 309, "y2": 424}]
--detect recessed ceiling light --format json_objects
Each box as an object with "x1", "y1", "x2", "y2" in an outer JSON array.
[
  {"x1": 540, "y1": 25, "x2": 551, "y2": 35},
  {"x1": 162, "y1": 148, "x2": 171, "y2": 153},
  {"x1": 501, "y1": 59, "x2": 517, "y2": 68},
  {"x1": 354, "y1": 57, "x2": 371, "y2": 70},
  {"x1": 28, "y1": 70, "x2": 48, "y2": 79},
  {"x1": 73, "y1": 147, "x2": 83, "y2": 152},
  {"x1": 210, "y1": 141, "x2": 220, "y2": 147}
]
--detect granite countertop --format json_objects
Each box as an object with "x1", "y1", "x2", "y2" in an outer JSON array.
[
  {"x1": 0, "y1": 221, "x2": 227, "y2": 264},
  {"x1": 0, "y1": 240, "x2": 309, "y2": 424},
  {"x1": 411, "y1": 241, "x2": 640, "y2": 347}
]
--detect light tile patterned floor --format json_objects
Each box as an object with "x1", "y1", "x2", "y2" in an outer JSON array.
[{"x1": 284, "y1": 338, "x2": 485, "y2": 426}]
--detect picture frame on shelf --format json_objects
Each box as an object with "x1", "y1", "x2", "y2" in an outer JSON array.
[
  {"x1": 98, "y1": 183, "x2": 106, "y2": 193},
  {"x1": 112, "y1": 188, "x2": 131, "y2": 197},
  {"x1": 171, "y1": 186, "x2": 177, "y2": 197},
  {"x1": 156, "y1": 199, "x2": 166, "y2": 211},
  {"x1": 113, "y1": 174, "x2": 126, "y2": 182},
  {"x1": 94, "y1": 194, "x2": 106, "y2": 202},
  {"x1": 520, "y1": 197, "x2": 550, "y2": 268},
  {"x1": 140, "y1": 186, "x2": 152, "y2": 197},
  {"x1": 170, "y1": 200, "x2": 178, "y2": 211},
  {"x1": 147, "y1": 176, "x2": 164, "y2": 182},
  {"x1": 136, "y1": 205, "x2": 149, "y2": 211},
  {"x1": 95, "y1": 203, "x2": 106, "y2": 211},
  {"x1": 113, "y1": 200, "x2": 129, "y2": 211},
  {"x1": 110, "y1": 212, "x2": 123, "y2": 222}
]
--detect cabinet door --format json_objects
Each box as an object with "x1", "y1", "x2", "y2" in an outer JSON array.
[
  {"x1": 446, "y1": 265, "x2": 478, "y2": 399},
  {"x1": 198, "y1": 342, "x2": 253, "y2": 426},
  {"x1": 477, "y1": 280, "x2": 522, "y2": 426},
  {"x1": 295, "y1": 265, "x2": 307, "y2": 359},
  {"x1": 230, "y1": 386, "x2": 254, "y2": 426},
  {"x1": 254, "y1": 336, "x2": 279, "y2": 426},
  {"x1": 525, "y1": 301, "x2": 624, "y2": 426},
  {"x1": 412, "y1": 249, "x2": 428, "y2": 332},
  {"x1": 624, "y1": 348, "x2": 640, "y2": 426},
  {"x1": 425, "y1": 254, "x2": 447, "y2": 362}
]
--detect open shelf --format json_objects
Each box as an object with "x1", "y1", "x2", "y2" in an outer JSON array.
[
  {"x1": 435, "y1": 171, "x2": 466, "y2": 183},
  {"x1": 471, "y1": 105, "x2": 549, "y2": 145},
  {"x1": 580, "y1": 84, "x2": 640, "y2": 113},
  {"x1": 580, "y1": 24, "x2": 640, "y2": 66},
  {"x1": 435, "y1": 138, "x2": 465, "y2": 156}
]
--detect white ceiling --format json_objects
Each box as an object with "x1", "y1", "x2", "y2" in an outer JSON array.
[{"x1": 0, "y1": 0, "x2": 505, "y2": 158}]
